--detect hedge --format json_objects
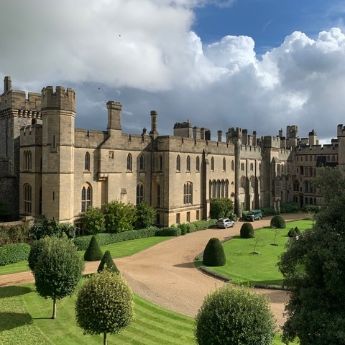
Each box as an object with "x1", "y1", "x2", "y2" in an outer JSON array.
[
  {"x1": 156, "y1": 227, "x2": 181, "y2": 237},
  {"x1": 0, "y1": 243, "x2": 31, "y2": 266}
]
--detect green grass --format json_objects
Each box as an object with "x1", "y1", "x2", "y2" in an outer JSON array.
[
  {"x1": 0, "y1": 236, "x2": 171, "y2": 276},
  {"x1": 203, "y1": 220, "x2": 313, "y2": 286},
  {"x1": 0, "y1": 283, "x2": 295, "y2": 345}
]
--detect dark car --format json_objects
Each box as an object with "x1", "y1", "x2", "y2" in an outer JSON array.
[{"x1": 243, "y1": 210, "x2": 263, "y2": 222}]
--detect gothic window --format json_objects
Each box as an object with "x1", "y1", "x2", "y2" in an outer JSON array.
[
  {"x1": 186, "y1": 156, "x2": 191, "y2": 172},
  {"x1": 241, "y1": 163, "x2": 245, "y2": 171},
  {"x1": 84, "y1": 152, "x2": 90, "y2": 171},
  {"x1": 225, "y1": 180, "x2": 229, "y2": 198},
  {"x1": 139, "y1": 155, "x2": 145, "y2": 170},
  {"x1": 211, "y1": 157, "x2": 214, "y2": 171},
  {"x1": 223, "y1": 158, "x2": 226, "y2": 171},
  {"x1": 250, "y1": 163, "x2": 254, "y2": 171},
  {"x1": 23, "y1": 183, "x2": 32, "y2": 214},
  {"x1": 127, "y1": 153, "x2": 132, "y2": 171},
  {"x1": 176, "y1": 155, "x2": 181, "y2": 172},
  {"x1": 81, "y1": 183, "x2": 92, "y2": 212},
  {"x1": 196, "y1": 156, "x2": 200, "y2": 172},
  {"x1": 184, "y1": 182, "x2": 193, "y2": 204},
  {"x1": 159, "y1": 155, "x2": 163, "y2": 171},
  {"x1": 157, "y1": 184, "x2": 161, "y2": 207},
  {"x1": 231, "y1": 160, "x2": 234, "y2": 171},
  {"x1": 216, "y1": 180, "x2": 221, "y2": 198},
  {"x1": 136, "y1": 183, "x2": 144, "y2": 204},
  {"x1": 24, "y1": 151, "x2": 32, "y2": 171}
]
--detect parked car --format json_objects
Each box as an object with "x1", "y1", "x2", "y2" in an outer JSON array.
[
  {"x1": 243, "y1": 209, "x2": 263, "y2": 222},
  {"x1": 216, "y1": 218, "x2": 235, "y2": 229}
]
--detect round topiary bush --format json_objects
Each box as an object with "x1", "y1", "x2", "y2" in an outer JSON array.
[
  {"x1": 240, "y1": 223, "x2": 254, "y2": 238},
  {"x1": 84, "y1": 235, "x2": 103, "y2": 261},
  {"x1": 97, "y1": 250, "x2": 119, "y2": 274},
  {"x1": 270, "y1": 215, "x2": 286, "y2": 228},
  {"x1": 202, "y1": 238, "x2": 226, "y2": 266},
  {"x1": 196, "y1": 286, "x2": 275, "y2": 345}
]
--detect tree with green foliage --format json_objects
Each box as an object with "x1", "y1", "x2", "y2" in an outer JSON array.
[
  {"x1": 28, "y1": 237, "x2": 50, "y2": 271},
  {"x1": 210, "y1": 198, "x2": 233, "y2": 219},
  {"x1": 97, "y1": 250, "x2": 119, "y2": 274},
  {"x1": 76, "y1": 271, "x2": 133, "y2": 345},
  {"x1": 202, "y1": 238, "x2": 226, "y2": 266},
  {"x1": 135, "y1": 202, "x2": 156, "y2": 229},
  {"x1": 270, "y1": 215, "x2": 286, "y2": 228},
  {"x1": 240, "y1": 223, "x2": 254, "y2": 238},
  {"x1": 80, "y1": 207, "x2": 105, "y2": 235},
  {"x1": 196, "y1": 286, "x2": 274, "y2": 345},
  {"x1": 84, "y1": 235, "x2": 103, "y2": 261},
  {"x1": 102, "y1": 201, "x2": 137, "y2": 233},
  {"x1": 279, "y1": 168, "x2": 345, "y2": 345},
  {"x1": 33, "y1": 236, "x2": 84, "y2": 319},
  {"x1": 29, "y1": 217, "x2": 75, "y2": 240}
]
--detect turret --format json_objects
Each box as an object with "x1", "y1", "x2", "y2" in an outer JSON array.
[{"x1": 308, "y1": 129, "x2": 318, "y2": 146}]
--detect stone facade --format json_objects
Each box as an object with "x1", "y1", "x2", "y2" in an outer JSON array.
[{"x1": 0, "y1": 77, "x2": 342, "y2": 225}]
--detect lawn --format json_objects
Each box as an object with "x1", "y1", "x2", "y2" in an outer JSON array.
[
  {"x1": 204, "y1": 219, "x2": 313, "y2": 286},
  {"x1": 0, "y1": 236, "x2": 171, "y2": 276},
  {"x1": 0, "y1": 283, "x2": 296, "y2": 345}
]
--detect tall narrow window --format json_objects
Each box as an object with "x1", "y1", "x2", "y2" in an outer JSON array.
[
  {"x1": 159, "y1": 155, "x2": 163, "y2": 171},
  {"x1": 211, "y1": 157, "x2": 214, "y2": 171},
  {"x1": 183, "y1": 182, "x2": 193, "y2": 204},
  {"x1": 176, "y1": 155, "x2": 181, "y2": 172},
  {"x1": 223, "y1": 157, "x2": 226, "y2": 171},
  {"x1": 196, "y1": 156, "x2": 200, "y2": 172},
  {"x1": 231, "y1": 160, "x2": 234, "y2": 171},
  {"x1": 127, "y1": 153, "x2": 132, "y2": 171},
  {"x1": 139, "y1": 155, "x2": 145, "y2": 170},
  {"x1": 81, "y1": 183, "x2": 92, "y2": 212},
  {"x1": 24, "y1": 151, "x2": 32, "y2": 171},
  {"x1": 136, "y1": 183, "x2": 144, "y2": 204},
  {"x1": 157, "y1": 184, "x2": 161, "y2": 207},
  {"x1": 23, "y1": 183, "x2": 32, "y2": 214},
  {"x1": 84, "y1": 152, "x2": 90, "y2": 171},
  {"x1": 186, "y1": 156, "x2": 191, "y2": 172}
]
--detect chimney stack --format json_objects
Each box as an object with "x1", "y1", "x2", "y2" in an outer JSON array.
[
  {"x1": 150, "y1": 110, "x2": 159, "y2": 138},
  {"x1": 4, "y1": 76, "x2": 12, "y2": 93},
  {"x1": 217, "y1": 130, "x2": 223, "y2": 142}
]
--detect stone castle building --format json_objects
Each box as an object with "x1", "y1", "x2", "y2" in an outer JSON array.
[{"x1": 0, "y1": 76, "x2": 343, "y2": 226}]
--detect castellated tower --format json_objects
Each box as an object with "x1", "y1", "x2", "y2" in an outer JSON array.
[{"x1": 41, "y1": 86, "x2": 76, "y2": 222}]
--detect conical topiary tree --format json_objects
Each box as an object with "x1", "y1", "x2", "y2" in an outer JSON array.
[
  {"x1": 202, "y1": 238, "x2": 226, "y2": 266},
  {"x1": 84, "y1": 235, "x2": 103, "y2": 261},
  {"x1": 97, "y1": 250, "x2": 119, "y2": 274}
]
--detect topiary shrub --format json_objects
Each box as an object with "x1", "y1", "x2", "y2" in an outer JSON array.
[
  {"x1": 97, "y1": 250, "x2": 119, "y2": 274},
  {"x1": 84, "y1": 235, "x2": 103, "y2": 261},
  {"x1": 270, "y1": 215, "x2": 286, "y2": 228},
  {"x1": 240, "y1": 223, "x2": 254, "y2": 239},
  {"x1": 288, "y1": 227, "x2": 301, "y2": 238},
  {"x1": 196, "y1": 286, "x2": 274, "y2": 345},
  {"x1": 202, "y1": 238, "x2": 226, "y2": 266}
]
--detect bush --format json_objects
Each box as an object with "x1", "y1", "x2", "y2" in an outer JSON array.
[
  {"x1": 287, "y1": 227, "x2": 301, "y2": 238},
  {"x1": 0, "y1": 243, "x2": 30, "y2": 266},
  {"x1": 80, "y1": 207, "x2": 105, "y2": 235},
  {"x1": 196, "y1": 286, "x2": 274, "y2": 345},
  {"x1": 280, "y1": 202, "x2": 299, "y2": 214},
  {"x1": 240, "y1": 223, "x2": 254, "y2": 238},
  {"x1": 28, "y1": 238, "x2": 50, "y2": 271},
  {"x1": 270, "y1": 215, "x2": 286, "y2": 228},
  {"x1": 135, "y1": 202, "x2": 156, "y2": 229},
  {"x1": 29, "y1": 217, "x2": 76, "y2": 240},
  {"x1": 84, "y1": 236, "x2": 103, "y2": 261},
  {"x1": 302, "y1": 205, "x2": 321, "y2": 214},
  {"x1": 0, "y1": 225, "x2": 30, "y2": 245},
  {"x1": 103, "y1": 201, "x2": 137, "y2": 233},
  {"x1": 155, "y1": 227, "x2": 181, "y2": 237},
  {"x1": 261, "y1": 207, "x2": 276, "y2": 216},
  {"x1": 210, "y1": 199, "x2": 233, "y2": 219},
  {"x1": 97, "y1": 250, "x2": 119, "y2": 274},
  {"x1": 202, "y1": 238, "x2": 226, "y2": 266}
]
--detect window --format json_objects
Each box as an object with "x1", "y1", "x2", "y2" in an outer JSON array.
[
  {"x1": 250, "y1": 163, "x2": 253, "y2": 171},
  {"x1": 186, "y1": 156, "x2": 191, "y2": 172},
  {"x1": 196, "y1": 210, "x2": 200, "y2": 220},
  {"x1": 81, "y1": 184, "x2": 92, "y2": 212},
  {"x1": 176, "y1": 213, "x2": 180, "y2": 224},
  {"x1": 127, "y1": 153, "x2": 132, "y2": 171},
  {"x1": 187, "y1": 212, "x2": 191, "y2": 222},
  {"x1": 84, "y1": 152, "x2": 90, "y2": 171},
  {"x1": 176, "y1": 155, "x2": 181, "y2": 171},
  {"x1": 241, "y1": 163, "x2": 245, "y2": 171},
  {"x1": 23, "y1": 183, "x2": 32, "y2": 214},
  {"x1": 196, "y1": 156, "x2": 200, "y2": 172},
  {"x1": 211, "y1": 157, "x2": 214, "y2": 171},
  {"x1": 223, "y1": 158, "x2": 226, "y2": 171},
  {"x1": 159, "y1": 155, "x2": 163, "y2": 171},
  {"x1": 157, "y1": 184, "x2": 161, "y2": 207},
  {"x1": 24, "y1": 150, "x2": 32, "y2": 171},
  {"x1": 136, "y1": 183, "x2": 144, "y2": 204},
  {"x1": 184, "y1": 182, "x2": 193, "y2": 204},
  {"x1": 139, "y1": 155, "x2": 145, "y2": 170},
  {"x1": 231, "y1": 160, "x2": 234, "y2": 171}
]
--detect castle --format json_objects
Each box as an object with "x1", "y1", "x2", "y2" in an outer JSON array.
[{"x1": 0, "y1": 76, "x2": 344, "y2": 226}]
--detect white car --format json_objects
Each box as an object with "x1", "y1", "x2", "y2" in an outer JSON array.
[{"x1": 216, "y1": 218, "x2": 235, "y2": 229}]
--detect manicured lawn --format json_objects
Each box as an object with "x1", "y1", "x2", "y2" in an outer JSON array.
[
  {"x1": 204, "y1": 219, "x2": 313, "y2": 286},
  {"x1": 0, "y1": 283, "x2": 296, "y2": 345},
  {"x1": 0, "y1": 236, "x2": 171, "y2": 276}
]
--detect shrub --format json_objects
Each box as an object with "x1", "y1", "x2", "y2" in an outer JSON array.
[
  {"x1": 29, "y1": 217, "x2": 76, "y2": 240},
  {"x1": 76, "y1": 271, "x2": 133, "y2": 344},
  {"x1": 0, "y1": 243, "x2": 30, "y2": 266},
  {"x1": 210, "y1": 198, "x2": 233, "y2": 219},
  {"x1": 0, "y1": 225, "x2": 30, "y2": 245},
  {"x1": 84, "y1": 236, "x2": 103, "y2": 261},
  {"x1": 102, "y1": 201, "x2": 136, "y2": 233},
  {"x1": 280, "y1": 202, "x2": 299, "y2": 214},
  {"x1": 135, "y1": 202, "x2": 156, "y2": 229},
  {"x1": 80, "y1": 207, "x2": 105, "y2": 235},
  {"x1": 288, "y1": 227, "x2": 301, "y2": 238},
  {"x1": 28, "y1": 238, "x2": 50, "y2": 271},
  {"x1": 97, "y1": 250, "x2": 119, "y2": 274},
  {"x1": 196, "y1": 286, "x2": 274, "y2": 345},
  {"x1": 302, "y1": 205, "x2": 321, "y2": 214},
  {"x1": 155, "y1": 227, "x2": 181, "y2": 237},
  {"x1": 240, "y1": 223, "x2": 254, "y2": 238},
  {"x1": 178, "y1": 223, "x2": 189, "y2": 235},
  {"x1": 202, "y1": 238, "x2": 226, "y2": 266},
  {"x1": 270, "y1": 215, "x2": 286, "y2": 228},
  {"x1": 261, "y1": 207, "x2": 276, "y2": 216}
]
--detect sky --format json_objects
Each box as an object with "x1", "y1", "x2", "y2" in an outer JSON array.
[{"x1": 1, "y1": 0, "x2": 345, "y2": 140}]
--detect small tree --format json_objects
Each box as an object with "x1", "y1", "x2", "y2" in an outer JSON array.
[
  {"x1": 98, "y1": 250, "x2": 119, "y2": 274},
  {"x1": 84, "y1": 235, "x2": 103, "y2": 261},
  {"x1": 196, "y1": 286, "x2": 274, "y2": 345},
  {"x1": 76, "y1": 271, "x2": 133, "y2": 345},
  {"x1": 28, "y1": 237, "x2": 50, "y2": 271},
  {"x1": 80, "y1": 207, "x2": 105, "y2": 235},
  {"x1": 240, "y1": 223, "x2": 254, "y2": 238},
  {"x1": 210, "y1": 198, "x2": 233, "y2": 219},
  {"x1": 270, "y1": 215, "x2": 286, "y2": 228},
  {"x1": 102, "y1": 201, "x2": 137, "y2": 233},
  {"x1": 33, "y1": 236, "x2": 84, "y2": 319},
  {"x1": 202, "y1": 238, "x2": 226, "y2": 266},
  {"x1": 135, "y1": 202, "x2": 156, "y2": 229}
]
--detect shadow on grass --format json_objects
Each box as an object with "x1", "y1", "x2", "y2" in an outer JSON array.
[
  {"x1": 0, "y1": 312, "x2": 32, "y2": 331},
  {"x1": 0, "y1": 286, "x2": 32, "y2": 298}
]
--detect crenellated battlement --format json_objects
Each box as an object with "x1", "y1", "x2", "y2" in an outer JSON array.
[
  {"x1": 41, "y1": 86, "x2": 76, "y2": 112},
  {"x1": 0, "y1": 90, "x2": 41, "y2": 113}
]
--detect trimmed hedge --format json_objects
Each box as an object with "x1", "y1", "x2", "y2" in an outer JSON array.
[
  {"x1": 270, "y1": 215, "x2": 286, "y2": 228},
  {"x1": 240, "y1": 223, "x2": 255, "y2": 238},
  {"x1": 202, "y1": 238, "x2": 226, "y2": 266},
  {"x1": 0, "y1": 225, "x2": 30, "y2": 245},
  {"x1": 97, "y1": 250, "x2": 119, "y2": 274},
  {"x1": 0, "y1": 243, "x2": 31, "y2": 266},
  {"x1": 156, "y1": 227, "x2": 181, "y2": 237}
]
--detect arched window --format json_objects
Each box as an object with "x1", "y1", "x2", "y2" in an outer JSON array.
[
  {"x1": 127, "y1": 153, "x2": 132, "y2": 171},
  {"x1": 223, "y1": 158, "x2": 226, "y2": 171},
  {"x1": 211, "y1": 157, "x2": 214, "y2": 171},
  {"x1": 159, "y1": 155, "x2": 163, "y2": 171},
  {"x1": 176, "y1": 155, "x2": 181, "y2": 172},
  {"x1": 221, "y1": 180, "x2": 225, "y2": 198},
  {"x1": 186, "y1": 156, "x2": 191, "y2": 172},
  {"x1": 84, "y1": 152, "x2": 90, "y2": 171},
  {"x1": 231, "y1": 160, "x2": 234, "y2": 171},
  {"x1": 196, "y1": 156, "x2": 200, "y2": 172},
  {"x1": 157, "y1": 184, "x2": 161, "y2": 207},
  {"x1": 183, "y1": 182, "x2": 193, "y2": 204},
  {"x1": 136, "y1": 183, "x2": 144, "y2": 204},
  {"x1": 241, "y1": 176, "x2": 246, "y2": 189},
  {"x1": 81, "y1": 184, "x2": 92, "y2": 212},
  {"x1": 250, "y1": 163, "x2": 254, "y2": 171},
  {"x1": 212, "y1": 180, "x2": 216, "y2": 198},
  {"x1": 24, "y1": 151, "x2": 32, "y2": 171},
  {"x1": 216, "y1": 180, "x2": 221, "y2": 198},
  {"x1": 139, "y1": 155, "x2": 145, "y2": 171},
  {"x1": 225, "y1": 180, "x2": 229, "y2": 198},
  {"x1": 23, "y1": 183, "x2": 32, "y2": 214}
]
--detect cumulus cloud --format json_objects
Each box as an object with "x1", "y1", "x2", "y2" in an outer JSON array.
[{"x1": 1, "y1": 0, "x2": 345, "y2": 139}]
